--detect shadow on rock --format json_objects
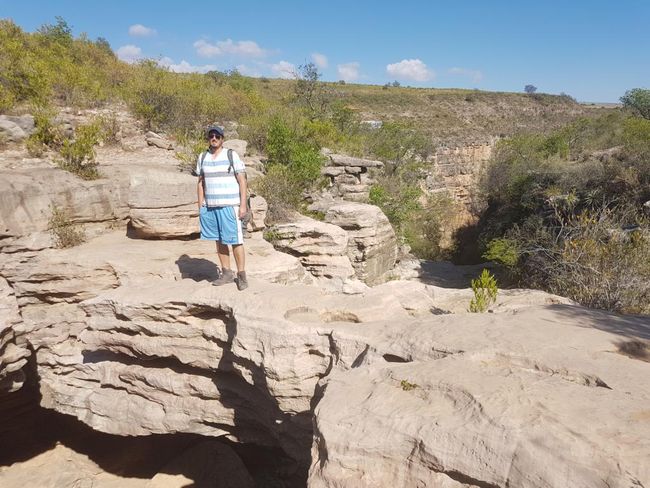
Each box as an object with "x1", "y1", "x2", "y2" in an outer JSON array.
[
  {"x1": 176, "y1": 254, "x2": 220, "y2": 282},
  {"x1": 213, "y1": 314, "x2": 311, "y2": 488},
  {"x1": 548, "y1": 304, "x2": 650, "y2": 340}
]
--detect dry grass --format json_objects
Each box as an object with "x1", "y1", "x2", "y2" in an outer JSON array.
[
  {"x1": 616, "y1": 339, "x2": 650, "y2": 362},
  {"x1": 251, "y1": 78, "x2": 611, "y2": 144}
]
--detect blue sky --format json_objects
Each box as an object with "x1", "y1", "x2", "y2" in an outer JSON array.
[{"x1": 2, "y1": 0, "x2": 648, "y2": 102}]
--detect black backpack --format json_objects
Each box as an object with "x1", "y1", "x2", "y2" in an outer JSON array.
[{"x1": 198, "y1": 149, "x2": 253, "y2": 226}]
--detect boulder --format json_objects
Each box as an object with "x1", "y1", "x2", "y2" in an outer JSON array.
[
  {"x1": 128, "y1": 168, "x2": 197, "y2": 238},
  {"x1": 324, "y1": 202, "x2": 397, "y2": 285},
  {"x1": 0, "y1": 114, "x2": 37, "y2": 144},
  {"x1": 247, "y1": 195, "x2": 267, "y2": 232},
  {"x1": 223, "y1": 139, "x2": 248, "y2": 157},
  {"x1": 269, "y1": 217, "x2": 356, "y2": 281},
  {"x1": 145, "y1": 131, "x2": 174, "y2": 150}
]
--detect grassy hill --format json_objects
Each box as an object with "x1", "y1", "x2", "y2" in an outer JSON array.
[{"x1": 251, "y1": 78, "x2": 609, "y2": 143}]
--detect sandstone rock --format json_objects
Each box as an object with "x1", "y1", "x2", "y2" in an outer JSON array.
[
  {"x1": 0, "y1": 168, "x2": 128, "y2": 252},
  {"x1": 0, "y1": 114, "x2": 35, "y2": 134},
  {"x1": 0, "y1": 277, "x2": 29, "y2": 393},
  {"x1": 241, "y1": 154, "x2": 264, "y2": 174},
  {"x1": 324, "y1": 202, "x2": 397, "y2": 285},
  {"x1": 0, "y1": 250, "x2": 119, "y2": 306},
  {"x1": 145, "y1": 132, "x2": 174, "y2": 150},
  {"x1": 128, "y1": 168, "x2": 197, "y2": 238},
  {"x1": 268, "y1": 217, "x2": 357, "y2": 290},
  {"x1": 327, "y1": 153, "x2": 383, "y2": 168},
  {"x1": 321, "y1": 166, "x2": 345, "y2": 177},
  {"x1": 248, "y1": 195, "x2": 267, "y2": 232},
  {"x1": 0, "y1": 118, "x2": 27, "y2": 143},
  {"x1": 223, "y1": 139, "x2": 247, "y2": 157},
  {"x1": 333, "y1": 173, "x2": 359, "y2": 186},
  {"x1": 309, "y1": 305, "x2": 650, "y2": 488}
]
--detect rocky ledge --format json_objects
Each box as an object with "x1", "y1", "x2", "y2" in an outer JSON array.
[{"x1": 3, "y1": 230, "x2": 647, "y2": 486}]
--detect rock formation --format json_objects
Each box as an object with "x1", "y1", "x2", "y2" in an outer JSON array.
[
  {"x1": 1, "y1": 112, "x2": 649, "y2": 488},
  {"x1": 320, "y1": 151, "x2": 383, "y2": 202}
]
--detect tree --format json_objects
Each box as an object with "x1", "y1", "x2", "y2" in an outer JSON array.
[
  {"x1": 391, "y1": 80, "x2": 401, "y2": 87},
  {"x1": 620, "y1": 88, "x2": 650, "y2": 120},
  {"x1": 37, "y1": 16, "x2": 73, "y2": 47},
  {"x1": 294, "y1": 62, "x2": 329, "y2": 119},
  {"x1": 524, "y1": 84, "x2": 537, "y2": 94}
]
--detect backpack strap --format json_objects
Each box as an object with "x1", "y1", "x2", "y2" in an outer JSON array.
[
  {"x1": 227, "y1": 148, "x2": 234, "y2": 173},
  {"x1": 198, "y1": 150, "x2": 209, "y2": 175}
]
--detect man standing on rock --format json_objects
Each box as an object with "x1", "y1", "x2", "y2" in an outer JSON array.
[{"x1": 196, "y1": 125, "x2": 248, "y2": 290}]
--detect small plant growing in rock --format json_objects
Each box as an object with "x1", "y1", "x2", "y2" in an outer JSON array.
[
  {"x1": 26, "y1": 106, "x2": 65, "y2": 156},
  {"x1": 49, "y1": 205, "x2": 85, "y2": 248},
  {"x1": 400, "y1": 379, "x2": 418, "y2": 391},
  {"x1": 96, "y1": 113, "x2": 121, "y2": 145},
  {"x1": 469, "y1": 269, "x2": 498, "y2": 313},
  {"x1": 263, "y1": 229, "x2": 283, "y2": 244},
  {"x1": 57, "y1": 121, "x2": 101, "y2": 179}
]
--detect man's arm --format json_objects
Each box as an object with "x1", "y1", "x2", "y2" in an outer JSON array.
[
  {"x1": 236, "y1": 172, "x2": 247, "y2": 219},
  {"x1": 197, "y1": 176, "x2": 205, "y2": 210}
]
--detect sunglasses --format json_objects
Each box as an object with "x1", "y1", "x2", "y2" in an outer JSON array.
[{"x1": 208, "y1": 133, "x2": 223, "y2": 140}]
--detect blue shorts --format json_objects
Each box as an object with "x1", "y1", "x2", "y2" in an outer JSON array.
[{"x1": 199, "y1": 205, "x2": 244, "y2": 245}]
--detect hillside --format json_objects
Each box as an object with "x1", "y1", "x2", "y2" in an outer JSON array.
[{"x1": 252, "y1": 78, "x2": 609, "y2": 143}]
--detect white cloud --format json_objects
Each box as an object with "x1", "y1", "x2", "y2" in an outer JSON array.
[
  {"x1": 194, "y1": 39, "x2": 266, "y2": 58},
  {"x1": 337, "y1": 62, "x2": 360, "y2": 82},
  {"x1": 158, "y1": 57, "x2": 216, "y2": 73},
  {"x1": 235, "y1": 64, "x2": 260, "y2": 77},
  {"x1": 271, "y1": 60, "x2": 296, "y2": 79},
  {"x1": 128, "y1": 24, "x2": 156, "y2": 37},
  {"x1": 311, "y1": 52, "x2": 328, "y2": 69},
  {"x1": 116, "y1": 44, "x2": 142, "y2": 63},
  {"x1": 448, "y1": 67, "x2": 483, "y2": 83},
  {"x1": 386, "y1": 59, "x2": 434, "y2": 82}
]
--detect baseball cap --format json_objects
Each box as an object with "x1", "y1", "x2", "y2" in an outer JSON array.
[{"x1": 205, "y1": 125, "x2": 224, "y2": 137}]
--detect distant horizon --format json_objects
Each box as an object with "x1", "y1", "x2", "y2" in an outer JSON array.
[{"x1": 2, "y1": 0, "x2": 648, "y2": 104}]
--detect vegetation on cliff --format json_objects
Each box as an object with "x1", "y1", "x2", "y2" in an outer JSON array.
[{"x1": 476, "y1": 110, "x2": 650, "y2": 313}]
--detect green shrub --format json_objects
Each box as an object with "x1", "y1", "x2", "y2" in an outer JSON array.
[
  {"x1": 496, "y1": 207, "x2": 650, "y2": 314},
  {"x1": 366, "y1": 122, "x2": 433, "y2": 170},
  {"x1": 620, "y1": 88, "x2": 650, "y2": 120},
  {"x1": 57, "y1": 121, "x2": 101, "y2": 179},
  {"x1": 252, "y1": 165, "x2": 304, "y2": 223},
  {"x1": 469, "y1": 269, "x2": 498, "y2": 313},
  {"x1": 483, "y1": 238, "x2": 520, "y2": 268},
  {"x1": 622, "y1": 117, "x2": 650, "y2": 175},
  {"x1": 265, "y1": 117, "x2": 324, "y2": 184},
  {"x1": 174, "y1": 130, "x2": 207, "y2": 173},
  {"x1": 400, "y1": 379, "x2": 418, "y2": 391},
  {"x1": 49, "y1": 205, "x2": 85, "y2": 248},
  {"x1": 96, "y1": 113, "x2": 121, "y2": 145},
  {"x1": 123, "y1": 60, "x2": 254, "y2": 133}
]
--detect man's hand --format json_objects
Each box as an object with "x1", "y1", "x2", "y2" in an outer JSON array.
[{"x1": 239, "y1": 204, "x2": 248, "y2": 220}]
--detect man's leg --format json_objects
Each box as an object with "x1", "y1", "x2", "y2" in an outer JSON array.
[
  {"x1": 216, "y1": 241, "x2": 231, "y2": 271},
  {"x1": 232, "y1": 244, "x2": 248, "y2": 290},
  {"x1": 232, "y1": 244, "x2": 245, "y2": 273}
]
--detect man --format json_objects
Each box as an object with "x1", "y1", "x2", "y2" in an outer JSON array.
[{"x1": 196, "y1": 125, "x2": 248, "y2": 290}]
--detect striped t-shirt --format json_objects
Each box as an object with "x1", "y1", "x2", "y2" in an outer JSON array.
[{"x1": 196, "y1": 148, "x2": 245, "y2": 207}]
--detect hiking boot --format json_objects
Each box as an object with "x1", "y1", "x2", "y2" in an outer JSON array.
[
  {"x1": 236, "y1": 271, "x2": 248, "y2": 291},
  {"x1": 211, "y1": 269, "x2": 234, "y2": 286}
]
